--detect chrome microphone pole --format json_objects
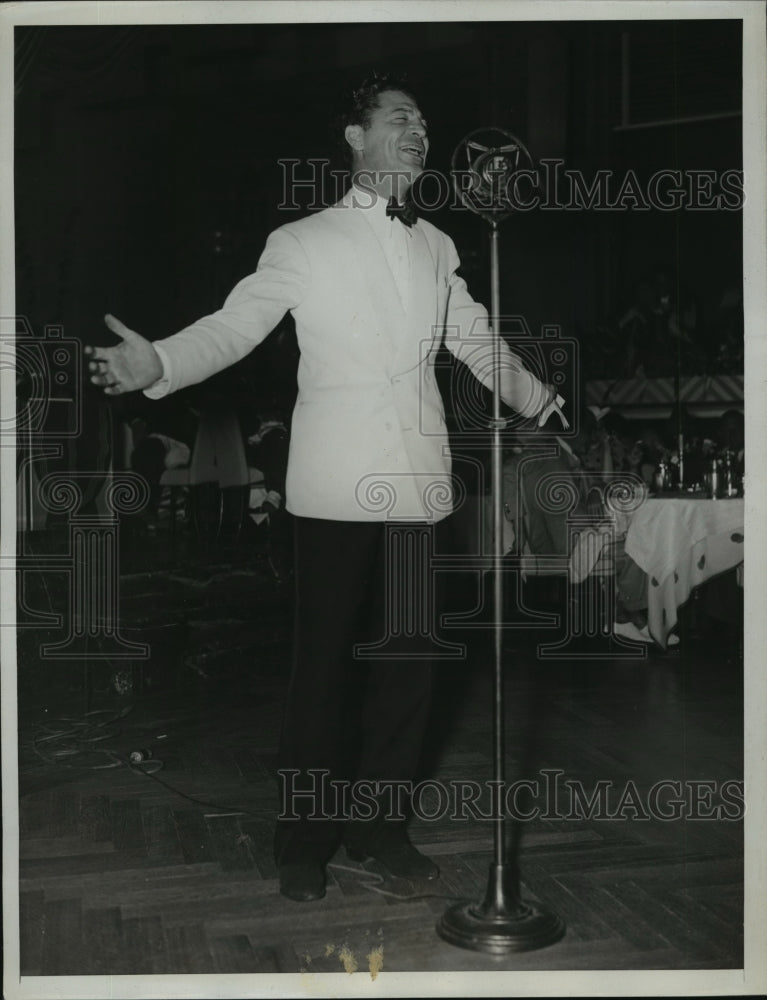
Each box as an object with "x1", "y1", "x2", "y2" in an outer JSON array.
[
  {"x1": 436, "y1": 129, "x2": 564, "y2": 953},
  {"x1": 489, "y1": 220, "x2": 504, "y2": 876}
]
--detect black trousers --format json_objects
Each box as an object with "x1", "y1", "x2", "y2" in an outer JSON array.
[{"x1": 276, "y1": 515, "x2": 447, "y2": 852}]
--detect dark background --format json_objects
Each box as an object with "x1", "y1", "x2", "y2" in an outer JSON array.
[{"x1": 14, "y1": 18, "x2": 743, "y2": 450}]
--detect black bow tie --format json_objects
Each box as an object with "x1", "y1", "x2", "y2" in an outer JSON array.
[{"x1": 386, "y1": 196, "x2": 417, "y2": 228}]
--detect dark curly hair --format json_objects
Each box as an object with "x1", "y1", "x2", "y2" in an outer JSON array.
[{"x1": 332, "y1": 70, "x2": 418, "y2": 164}]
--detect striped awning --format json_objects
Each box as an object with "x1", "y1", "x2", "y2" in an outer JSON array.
[{"x1": 586, "y1": 375, "x2": 743, "y2": 418}]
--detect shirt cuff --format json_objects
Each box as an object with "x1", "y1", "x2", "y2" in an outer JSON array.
[
  {"x1": 508, "y1": 372, "x2": 553, "y2": 420},
  {"x1": 537, "y1": 393, "x2": 569, "y2": 429},
  {"x1": 142, "y1": 343, "x2": 173, "y2": 399}
]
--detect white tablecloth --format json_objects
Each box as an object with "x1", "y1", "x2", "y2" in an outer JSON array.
[{"x1": 624, "y1": 497, "x2": 744, "y2": 647}]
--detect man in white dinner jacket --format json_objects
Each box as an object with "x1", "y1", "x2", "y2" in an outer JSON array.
[{"x1": 87, "y1": 72, "x2": 558, "y2": 902}]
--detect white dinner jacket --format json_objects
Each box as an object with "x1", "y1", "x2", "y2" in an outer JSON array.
[{"x1": 146, "y1": 192, "x2": 550, "y2": 521}]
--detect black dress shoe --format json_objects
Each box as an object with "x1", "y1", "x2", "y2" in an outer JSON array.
[
  {"x1": 275, "y1": 836, "x2": 328, "y2": 902},
  {"x1": 278, "y1": 857, "x2": 326, "y2": 902},
  {"x1": 346, "y1": 825, "x2": 439, "y2": 880}
]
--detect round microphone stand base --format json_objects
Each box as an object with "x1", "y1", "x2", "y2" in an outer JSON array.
[{"x1": 437, "y1": 863, "x2": 565, "y2": 954}]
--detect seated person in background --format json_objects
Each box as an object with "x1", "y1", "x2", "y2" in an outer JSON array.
[
  {"x1": 246, "y1": 411, "x2": 293, "y2": 585},
  {"x1": 597, "y1": 410, "x2": 634, "y2": 474},
  {"x1": 504, "y1": 408, "x2": 610, "y2": 558},
  {"x1": 246, "y1": 411, "x2": 289, "y2": 509},
  {"x1": 611, "y1": 549, "x2": 653, "y2": 643},
  {"x1": 716, "y1": 408, "x2": 744, "y2": 463},
  {"x1": 625, "y1": 424, "x2": 670, "y2": 489},
  {"x1": 574, "y1": 407, "x2": 613, "y2": 477},
  {"x1": 502, "y1": 442, "x2": 582, "y2": 558},
  {"x1": 553, "y1": 414, "x2": 677, "y2": 646},
  {"x1": 129, "y1": 417, "x2": 191, "y2": 525}
]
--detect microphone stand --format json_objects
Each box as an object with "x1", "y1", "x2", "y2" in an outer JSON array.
[{"x1": 437, "y1": 132, "x2": 565, "y2": 954}]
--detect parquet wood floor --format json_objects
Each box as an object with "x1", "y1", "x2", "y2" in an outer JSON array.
[{"x1": 13, "y1": 545, "x2": 744, "y2": 976}]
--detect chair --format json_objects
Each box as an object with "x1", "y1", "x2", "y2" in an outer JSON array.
[{"x1": 124, "y1": 409, "x2": 264, "y2": 554}]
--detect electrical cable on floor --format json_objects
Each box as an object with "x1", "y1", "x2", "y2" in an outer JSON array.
[
  {"x1": 122, "y1": 754, "x2": 272, "y2": 819},
  {"x1": 24, "y1": 706, "x2": 270, "y2": 816},
  {"x1": 26, "y1": 707, "x2": 134, "y2": 770}
]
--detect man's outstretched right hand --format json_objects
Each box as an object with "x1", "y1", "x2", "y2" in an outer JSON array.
[{"x1": 85, "y1": 314, "x2": 163, "y2": 395}]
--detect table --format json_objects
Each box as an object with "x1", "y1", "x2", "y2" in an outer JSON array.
[{"x1": 624, "y1": 497, "x2": 744, "y2": 648}]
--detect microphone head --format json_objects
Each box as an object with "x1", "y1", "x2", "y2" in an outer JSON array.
[{"x1": 452, "y1": 127, "x2": 537, "y2": 223}]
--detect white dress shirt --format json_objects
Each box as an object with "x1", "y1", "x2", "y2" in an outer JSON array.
[{"x1": 345, "y1": 186, "x2": 411, "y2": 310}]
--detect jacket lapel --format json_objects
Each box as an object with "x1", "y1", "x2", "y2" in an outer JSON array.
[{"x1": 327, "y1": 197, "x2": 407, "y2": 373}]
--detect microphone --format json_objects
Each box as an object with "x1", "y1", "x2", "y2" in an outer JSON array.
[{"x1": 451, "y1": 127, "x2": 538, "y2": 223}]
